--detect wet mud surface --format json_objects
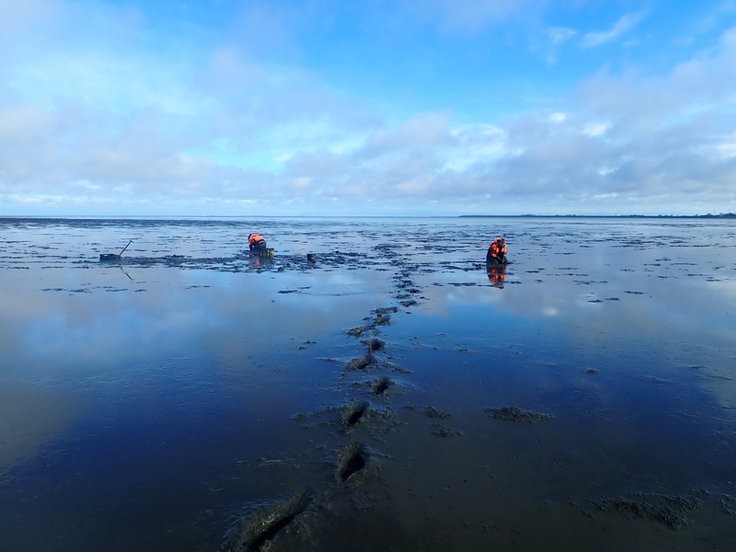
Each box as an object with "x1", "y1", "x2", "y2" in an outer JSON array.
[
  {"x1": 222, "y1": 488, "x2": 313, "y2": 552},
  {"x1": 485, "y1": 406, "x2": 554, "y2": 423},
  {"x1": 573, "y1": 491, "x2": 704, "y2": 530},
  {"x1": 1, "y1": 216, "x2": 736, "y2": 551}
]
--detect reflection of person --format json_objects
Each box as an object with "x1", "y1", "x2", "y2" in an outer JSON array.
[
  {"x1": 486, "y1": 238, "x2": 508, "y2": 265},
  {"x1": 248, "y1": 233, "x2": 267, "y2": 251},
  {"x1": 488, "y1": 267, "x2": 506, "y2": 289}
]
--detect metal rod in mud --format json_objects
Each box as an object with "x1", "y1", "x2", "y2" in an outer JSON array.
[{"x1": 118, "y1": 239, "x2": 133, "y2": 257}]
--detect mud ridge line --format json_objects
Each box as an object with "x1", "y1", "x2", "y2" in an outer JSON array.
[
  {"x1": 219, "y1": 244, "x2": 421, "y2": 549},
  {"x1": 221, "y1": 243, "x2": 511, "y2": 548},
  {"x1": 221, "y1": 488, "x2": 313, "y2": 552}
]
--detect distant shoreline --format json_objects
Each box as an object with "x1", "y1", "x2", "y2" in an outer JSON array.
[
  {"x1": 459, "y1": 213, "x2": 736, "y2": 219},
  {"x1": 1, "y1": 213, "x2": 735, "y2": 220}
]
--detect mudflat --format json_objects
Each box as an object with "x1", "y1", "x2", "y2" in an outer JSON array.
[{"x1": 1, "y1": 216, "x2": 735, "y2": 551}]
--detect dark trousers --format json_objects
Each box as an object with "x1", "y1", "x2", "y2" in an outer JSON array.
[{"x1": 486, "y1": 250, "x2": 506, "y2": 264}]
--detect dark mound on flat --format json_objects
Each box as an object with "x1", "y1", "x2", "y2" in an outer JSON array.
[
  {"x1": 485, "y1": 406, "x2": 553, "y2": 423},
  {"x1": 340, "y1": 400, "x2": 371, "y2": 429},
  {"x1": 335, "y1": 442, "x2": 370, "y2": 483},
  {"x1": 222, "y1": 488, "x2": 313, "y2": 551},
  {"x1": 370, "y1": 376, "x2": 392, "y2": 395}
]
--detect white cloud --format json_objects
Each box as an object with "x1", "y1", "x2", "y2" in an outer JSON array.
[
  {"x1": 541, "y1": 26, "x2": 578, "y2": 65},
  {"x1": 360, "y1": 112, "x2": 454, "y2": 158},
  {"x1": 2, "y1": 2, "x2": 736, "y2": 216},
  {"x1": 583, "y1": 122, "x2": 611, "y2": 137},
  {"x1": 547, "y1": 26, "x2": 577, "y2": 46},
  {"x1": 581, "y1": 12, "x2": 648, "y2": 48}
]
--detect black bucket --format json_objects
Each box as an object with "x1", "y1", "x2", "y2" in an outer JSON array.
[{"x1": 99, "y1": 253, "x2": 121, "y2": 261}]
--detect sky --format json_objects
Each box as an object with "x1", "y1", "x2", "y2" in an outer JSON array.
[{"x1": 1, "y1": 0, "x2": 735, "y2": 216}]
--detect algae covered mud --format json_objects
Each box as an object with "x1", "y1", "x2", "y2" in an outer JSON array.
[{"x1": 1, "y1": 216, "x2": 736, "y2": 551}]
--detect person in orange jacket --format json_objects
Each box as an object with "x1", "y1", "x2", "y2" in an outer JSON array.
[
  {"x1": 486, "y1": 237, "x2": 508, "y2": 265},
  {"x1": 248, "y1": 233, "x2": 267, "y2": 251}
]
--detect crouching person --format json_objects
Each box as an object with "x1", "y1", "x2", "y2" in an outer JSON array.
[
  {"x1": 486, "y1": 238, "x2": 508, "y2": 265},
  {"x1": 248, "y1": 233, "x2": 267, "y2": 251}
]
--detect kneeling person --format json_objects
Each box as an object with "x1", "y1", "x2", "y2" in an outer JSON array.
[
  {"x1": 486, "y1": 238, "x2": 508, "y2": 265},
  {"x1": 248, "y1": 233, "x2": 267, "y2": 251}
]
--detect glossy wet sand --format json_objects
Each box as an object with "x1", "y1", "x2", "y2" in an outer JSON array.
[{"x1": 1, "y1": 216, "x2": 735, "y2": 551}]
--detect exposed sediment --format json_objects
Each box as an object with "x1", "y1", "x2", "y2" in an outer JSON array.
[
  {"x1": 346, "y1": 354, "x2": 377, "y2": 371},
  {"x1": 335, "y1": 442, "x2": 370, "y2": 483},
  {"x1": 222, "y1": 488, "x2": 313, "y2": 552},
  {"x1": 423, "y1": 406, "x2": 454, "y2": 420},
  {"x1": 574, "y1": 491, "x2": 703, "y2": 530},
  {"x1": 485, "y1": 406, "x2": 554, "y2": 423},
  {"x1": 370, "y1": 376, "x2": 393, "y2": 395},
  {"x1": 431, "y1": 424, "x2": 464, "y2": 438},
  {"x1": 340, "y1": 400, "x2": 371, "y2": 429},
  {"x1": 363, "y1": 338, "x2": 386, "y2": 352}
]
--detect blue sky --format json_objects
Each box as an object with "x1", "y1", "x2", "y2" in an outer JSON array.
[{"x1": 1, "y1": 0, "x2": 735, "y2": 216}]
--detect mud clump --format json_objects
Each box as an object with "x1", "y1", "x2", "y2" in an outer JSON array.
[
  {"x1": 485, "y1": 406, "x2": 554, "y2": 423},
  {"x1": 576, "y1": 492, "x2": 702, "y2": 530},
  {"x1": 370, "y1": 376, "x2": 393, "y2": 395},
  {"x1": 373, "y1": 314, "x2": 392, "y2": 326},
  {"x1": 222, "y1": 488, "x2": 313, "y2": 551},
  {"x1": 346, "y1": 354, "x2": 377, "y2": 371},
  {"x1": 431, "y1": 424, "x2": 463, "y2": 438},
  {"x1": 340, "y1": 400, "x2": 370, "y2": 429},
  {"x1": 719, "y1": 493, "x2": 736, "y2": 515},
  {"x1": 348, "y1": 326, "x2": 370, "y2": 338},
  {"x1": 371, "y1": 306, "x2": 399, "y2": 327},
  {"x1": 423, "y1": 406, "x2": 454, "y2": 420},
  {"x1": 335, "y1": 442, "x2": 370, "y2": 483},
  {"x1": 363, "y1": 338, "x2": 386, "y2": 352}
]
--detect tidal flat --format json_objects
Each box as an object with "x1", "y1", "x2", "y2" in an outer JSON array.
[{"x1": 1, "y1": 216, "x2": 735, "y2": 551}]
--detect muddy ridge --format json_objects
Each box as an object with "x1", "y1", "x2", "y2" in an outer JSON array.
[
  {"x1": 222, "y1": 488, "x2": 313, "y2": 552},
  {"x1": 574, "y1": 491, "x2": 704, "y2": 530},
  {"x1": 485, "y1": 406, "x2": 554, "y2": 423},
  {"x1": 335, "y1": 443, "x2": 370, "y2": 483}
]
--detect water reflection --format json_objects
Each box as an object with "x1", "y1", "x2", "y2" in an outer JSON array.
[
  {"x1": 1, "y1": 217, "x2": 736, "y2": 551},
  {"x1": 487, "y1": 266, "x2": 506, "y2": 288}
]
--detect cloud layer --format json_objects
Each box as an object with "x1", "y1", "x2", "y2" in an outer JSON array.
[{"x1": 0, "y1": 0, "x2": 735, "y2": 215}]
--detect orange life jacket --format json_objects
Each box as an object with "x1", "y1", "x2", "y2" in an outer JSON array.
[
  {"x1": 489, "y1": 239, "x2": 507, "y2": 257},
  {"x1": 249, "y1": 233, "x2": 264, "y2": 245}
]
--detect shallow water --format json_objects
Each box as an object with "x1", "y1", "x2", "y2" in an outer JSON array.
[{"x1": 1, "y1": 216, "x2": 735, "y2": 551}]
